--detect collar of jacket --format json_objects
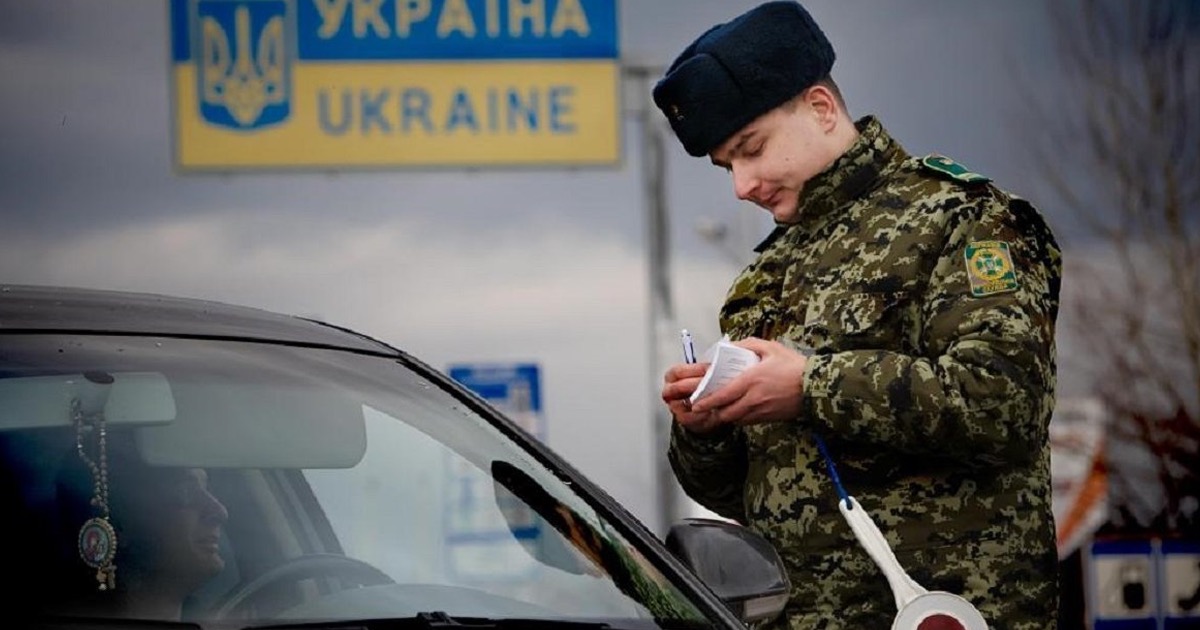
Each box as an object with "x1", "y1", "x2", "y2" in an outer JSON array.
[{"x1": 794, "y1": 116, "x2": 908, "y2": 224}]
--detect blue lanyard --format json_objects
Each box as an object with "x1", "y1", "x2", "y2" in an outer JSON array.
[{"x1": 812, "y1": 432, "x2": 851, "y2": 506}]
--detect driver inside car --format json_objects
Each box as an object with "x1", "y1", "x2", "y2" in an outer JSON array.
[{"x1": 52, "y1": 435, "x2": 229, "y2": 621}]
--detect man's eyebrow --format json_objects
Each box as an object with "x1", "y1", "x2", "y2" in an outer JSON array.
[{"x1": 710, "y1": 131, "x2": 755, "y2": 167}]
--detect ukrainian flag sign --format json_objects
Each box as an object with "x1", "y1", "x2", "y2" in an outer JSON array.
[{"x1": 169, "y1": 0, "x2": 620, "y2": 169}]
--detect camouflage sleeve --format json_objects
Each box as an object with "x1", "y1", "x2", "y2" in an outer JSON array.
[
  {"x1": 800, "y1": 196, "x2": 1062, "y2": 467},
  {"x1": 667, "y1": 422, "x2": 748, "y2": 521}
]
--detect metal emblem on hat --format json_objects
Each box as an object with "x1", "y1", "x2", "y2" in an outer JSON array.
[{"x1": 669, "y1": 103, "x2": 685, "y2": 121}]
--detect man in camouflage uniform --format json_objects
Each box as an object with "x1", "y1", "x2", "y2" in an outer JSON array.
[{"x1": 653, "y1": 2, "x2": 1061, "y2": 628}]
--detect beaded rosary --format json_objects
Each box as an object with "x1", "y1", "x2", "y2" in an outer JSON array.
[{"x1": 73, "y1": 389, "x2": 117, "y2": 591}]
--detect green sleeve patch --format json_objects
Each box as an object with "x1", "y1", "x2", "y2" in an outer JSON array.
[
  {"x1": 965, "y1": 240, "x2": 1019, "y2": 296},
  {"x1": 921, "y1": 153, "x2": 991, "y2": 184}
]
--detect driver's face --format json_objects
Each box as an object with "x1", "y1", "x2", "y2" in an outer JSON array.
[
  {"x1": 132, "y1": 468, "x2": 228, "y2": 585},
  {"x1": 163, "y1": 469, "x2": 228, "y2": 578}
]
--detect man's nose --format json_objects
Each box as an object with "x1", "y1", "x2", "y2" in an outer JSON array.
[
  {"x1": 200, "y1": 489, "x2": 229, "y2": 524},
  {"x1": 731, "y1": 165, "x2": 757, "y2": 201}
]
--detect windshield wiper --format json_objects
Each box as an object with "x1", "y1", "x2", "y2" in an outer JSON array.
[
  {"x1": 244, "y1": 611, "x2": 717, "y2": 630},
  {"x1": 416, "y1": 613, "x2": 612, "y2": 630},
  {"x1": 25, "y1": 615, "x2": 202, "y2": 630},
  {"x1": 243, "y1": 612, "x2": 613, "y2": 630}
]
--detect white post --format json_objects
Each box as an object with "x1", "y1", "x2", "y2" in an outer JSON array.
[{"x1": 624, "y1": 63, "x2": 686, "y2": 535}]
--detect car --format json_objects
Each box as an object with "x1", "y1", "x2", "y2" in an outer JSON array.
[{"x1": 1, "y1": 284, "x2": 789, "y2": 630}]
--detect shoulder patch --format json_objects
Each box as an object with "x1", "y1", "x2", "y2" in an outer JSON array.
[
  {"x1": 965, "y1": 240, "x2": 1019, "y2": 297},
  {"x1": 921, "y1": 154, "x2": 991, "y2": 184}
]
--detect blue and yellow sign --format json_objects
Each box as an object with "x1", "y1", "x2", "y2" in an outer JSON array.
[{"x1": 170, "y1": 0, "x2": 620, "y2": 169}]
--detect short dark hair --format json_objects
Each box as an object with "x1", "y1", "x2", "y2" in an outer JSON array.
[
  {"x1": 782, "y1": 75, "x2": 848, "y2": 116},
  {"x1": 813, "y1": 75, "x2": 848, "y2": 113}
]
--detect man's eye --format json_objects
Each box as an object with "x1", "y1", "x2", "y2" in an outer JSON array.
[
  {"x1": 168, "y1": 481, "x2": 208, "y2": 507},
  {"x1": 746, "y1": 144, "x2": 764, "y2": 157}
]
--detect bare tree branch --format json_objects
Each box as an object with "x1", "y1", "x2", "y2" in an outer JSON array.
[{"x1": 1038, "y1": 0, "x2": 1200, "y2": 533}]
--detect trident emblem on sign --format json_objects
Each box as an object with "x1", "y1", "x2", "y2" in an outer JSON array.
[{"x1": 197, "y1": 0, "x2": 290, "y2": 130}]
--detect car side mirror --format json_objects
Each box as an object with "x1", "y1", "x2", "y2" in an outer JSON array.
[{"x1": 665, "y1": 518, "x2": 790, "y2": 624}]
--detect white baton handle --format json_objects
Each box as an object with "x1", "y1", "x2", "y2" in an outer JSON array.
[{"x1": 838, "y1": 497, "x2": 927, "y2": 611}]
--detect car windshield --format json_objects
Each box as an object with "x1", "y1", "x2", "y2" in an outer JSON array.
[{"x1": 1, "y1": 333, "x2": 711, "y2": 629}]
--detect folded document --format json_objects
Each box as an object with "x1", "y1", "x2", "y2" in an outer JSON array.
[{"x1": 689, "y1": 338, "x2": 760, "y2": 405}]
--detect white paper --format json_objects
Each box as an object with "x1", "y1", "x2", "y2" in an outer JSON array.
[{"x1": 688, "y1": 337, "x2": 761, "y2": 404}]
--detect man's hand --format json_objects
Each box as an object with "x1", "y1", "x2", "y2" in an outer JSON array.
[
  {"x1": 661, "y1": 362, "x2": 726, "y2": 434},
  {"x1": 688, "y1": 338, "x2": 807, "y2": 426}
]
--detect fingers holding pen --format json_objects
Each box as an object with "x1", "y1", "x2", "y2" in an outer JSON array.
[
  {"x1": 663, "y1": 361, "x2": 709, "y2": 386},
  {"x1": 661, "y1": 363, "x2": 708, "y2": 405}
]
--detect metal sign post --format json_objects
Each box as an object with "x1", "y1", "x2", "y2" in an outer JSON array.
[{"x1": 623, "y1": 63, "x2": 691, "y2": 536}]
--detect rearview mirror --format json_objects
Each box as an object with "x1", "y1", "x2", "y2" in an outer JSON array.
[
  {"x1": 0, "y1": 372, "x2": 176, "y2": 430},
  {"x1": 665, "y1": 518, "x2": 791, "y2": 624}
]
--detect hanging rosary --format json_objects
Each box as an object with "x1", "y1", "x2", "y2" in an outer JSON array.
[{"x1": 73, "y1": 392, "x2": 117, "y2": 591}]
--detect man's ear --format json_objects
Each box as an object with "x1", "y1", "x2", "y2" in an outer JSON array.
[{"x1": 805, "y1": 85, "x2": 839, "y2": 131}]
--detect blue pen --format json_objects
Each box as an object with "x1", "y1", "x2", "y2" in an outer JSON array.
[{"x1": 680, "y1": 329, "x2": 697, "y2": 364}]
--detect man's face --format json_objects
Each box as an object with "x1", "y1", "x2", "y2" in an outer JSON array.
[
  {"x1": 708, "y1": 95, "x2": 834, "y2": 224},
  {"x1": 159, "y1": 469, "x2": 227, "y2": 582},
  {"x1": 126, "y1": 468, "x2": 228, "y2": 588}
]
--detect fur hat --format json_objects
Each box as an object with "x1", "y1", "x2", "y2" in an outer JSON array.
[{"x1": 653, "y1": 1, "x2": 836, "y2": 157}]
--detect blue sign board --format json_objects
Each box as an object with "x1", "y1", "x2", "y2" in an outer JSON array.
[
  {"x1": 1162, "y1": 539, "x2": 1200, "y2": 628},
  {"x1": 1090, "y1": 539, "x2": 1158, "y2": 630},
  {"x1": 173, "y1": 0, "x2": 618, "y2": 63},
  {"x1": 448, "y1": 362, "x2": 543, "y2": 437},
  {"x1": 1088, "y1": 537, "x2": 1200, "y2": 629},
  {"x1": 289, "y1": 0, "x2": 619, "y2": 60},
  {"x1": 443, "y1": 362, "x2": 544, "y2": 580}
]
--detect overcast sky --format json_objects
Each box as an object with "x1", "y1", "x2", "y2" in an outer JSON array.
[{"x1": 1, "y1": 0, "x2": 1108, "y2": 531}]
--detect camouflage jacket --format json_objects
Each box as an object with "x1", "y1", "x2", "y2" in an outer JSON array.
[{"x1": 669, "y1": 117, "x2": 1062, "y2": 629}]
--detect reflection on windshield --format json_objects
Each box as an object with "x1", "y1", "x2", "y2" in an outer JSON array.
[
  {"x1": 302, "y1": 402, "x2": 706, "y2": 623},
  {"x1": 491, "y1": 461, "x2": 702, "y2": 622}
]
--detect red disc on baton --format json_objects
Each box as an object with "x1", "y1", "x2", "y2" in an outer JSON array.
[
  {"x1": 918, "y1": 613, "x2": 967, "y2": 630},
  {"x1": 894, "y1": 591, "x2": 984, "y2": 629}
]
